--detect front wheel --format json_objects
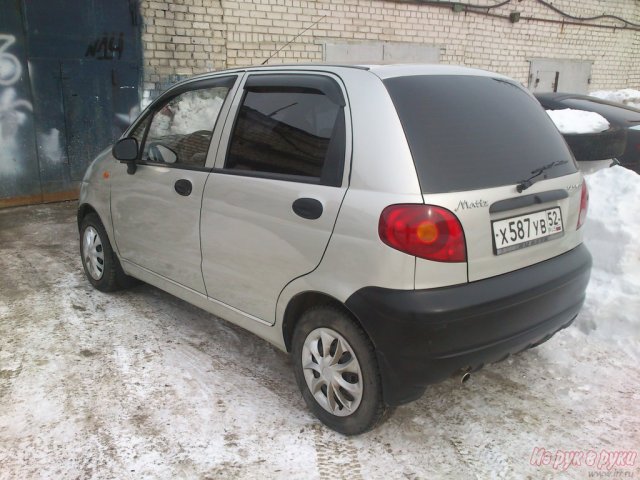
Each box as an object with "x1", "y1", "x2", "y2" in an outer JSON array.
[
  {"x1": 80, "y1": 213, "x2": 135, "y2": 292},
  {"x1": 292, "y1": 306, "x2": 388, "y2": 435}
]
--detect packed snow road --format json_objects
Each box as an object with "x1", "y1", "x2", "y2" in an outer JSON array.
[{"x1": 0, "y1": 167, "x2": 638, "y2": 479}]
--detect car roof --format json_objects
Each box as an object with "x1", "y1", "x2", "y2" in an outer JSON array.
[
  {"x1": 181, "y1": 63, "x2": 511, "y2": 82},
  {"x1": 364, "y1": 63, "x2": 511, "y2": 80},
  {"x1": 534, "y1": 92, "x2": 589, "y2": 101},
  {"x1": 534, "y1": 92, "x2": 640, "y2": 121},
  {"x1": 535, "y1": 92, "x2": 639, "y2": 108}
]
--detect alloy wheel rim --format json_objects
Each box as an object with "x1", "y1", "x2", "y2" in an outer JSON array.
[
  {"x1": 301, "y1": 327, "x2": 363, "y2": 417},
  {"x1": 83, "y1": 226, "x2": 105, "y2": 280}
]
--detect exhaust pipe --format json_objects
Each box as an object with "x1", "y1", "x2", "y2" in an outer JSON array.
[{"x1": 455, "y1": 369, "x2": 471, "y2": 384}]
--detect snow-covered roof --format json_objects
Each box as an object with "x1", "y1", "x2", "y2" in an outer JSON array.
[{"x1": 546, "y1": 108, "x2": 610, "y2": 134}]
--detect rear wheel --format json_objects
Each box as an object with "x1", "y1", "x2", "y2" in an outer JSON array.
[
  {"x1": 292, "y1": 306, "x2": 388, "y2": 435},
  {"x1": 80, "y1": 213, "x2": 135, "y2": 292}
]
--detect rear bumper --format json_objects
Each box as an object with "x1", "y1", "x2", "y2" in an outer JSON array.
[{"x1": 345, "y1": 244, "x2": 592, "y2": 406}]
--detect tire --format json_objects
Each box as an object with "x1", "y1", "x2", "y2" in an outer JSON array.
[
  {"x1": 292, "y1": 305, "x2": 388, "y2": 435},
  {"x1": 79, "y1": 213, "x2": 136, "y2": 292}
]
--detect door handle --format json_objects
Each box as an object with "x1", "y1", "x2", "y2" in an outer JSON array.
[
  {"x1": 292, "y1": 197, "x2": 323, "y2": 219},
  {"x1": 174, "y1": 179, "x2": 192, "y2": 196}
]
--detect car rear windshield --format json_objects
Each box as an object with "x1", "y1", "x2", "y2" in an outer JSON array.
[{"x1": 384, "y1": 75, "x2": 577, "y2": 193}]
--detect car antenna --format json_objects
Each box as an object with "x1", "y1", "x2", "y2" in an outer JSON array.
[{"x1": 261, "y1": 15, "x2": 326, "y2": 65}]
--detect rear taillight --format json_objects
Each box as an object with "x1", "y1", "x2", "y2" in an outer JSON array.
[
  {"x1": 577, "y1": 180, "x2": 589, "y2": 229},
  {"x1": 379, "y1": 204, "x2": 466, "y2": 262}
]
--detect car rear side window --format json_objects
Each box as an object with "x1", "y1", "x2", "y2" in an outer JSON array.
[
  {"x1": 224, "y1": 75, "x2": 346, "y2": 186},
  {"x1": 384, "y1": 75, "x2": 577, "y2": 193}
]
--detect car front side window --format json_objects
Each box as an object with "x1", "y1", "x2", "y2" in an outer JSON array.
[{"x1": 139, "y1": 82, "x2": 233, "y2": 169}]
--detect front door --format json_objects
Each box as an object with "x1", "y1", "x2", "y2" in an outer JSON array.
[
  {"x1": 201, "y1": 72, "x2": 350, "y2": 323},
  {"x1": 111, "y1": 75, "x2": 238, "y2": 293}
]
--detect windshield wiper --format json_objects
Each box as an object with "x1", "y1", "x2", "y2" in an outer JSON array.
[{"x1": 516, "y1": 160, "x2": 568, "y2": 193}]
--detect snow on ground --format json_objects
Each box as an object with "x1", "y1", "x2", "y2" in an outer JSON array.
[
  {"x1": 0, "y1": 169, "x2": 638, "y2": 479},
  {"x1": 546, "y1": 108, "x2": 610, "y2": 134},
  {"x1": 590, "y1": 89, "x2": 640, "y2": 109},
  {"x1": 576, "y1": 166, "x2": 640, "y2": 361}
]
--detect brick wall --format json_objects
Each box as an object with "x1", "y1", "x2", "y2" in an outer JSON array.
[
  {"x1": 139, "y1": 0, "x2": 640, "y2": 99},
  {"x1": 139, "y1": 0, "x2": 226, "y2": 103}
]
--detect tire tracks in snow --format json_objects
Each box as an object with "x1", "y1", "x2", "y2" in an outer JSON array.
[{"x1": 312, "y1": 424, "x2": 363, "y2": 480}]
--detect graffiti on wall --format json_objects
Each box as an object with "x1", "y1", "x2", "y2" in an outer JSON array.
[
  {"x1": 0, "y1": 34, "x2": 33, "y2": 176},
  {"x1": 36, "y1": 128, "x2": 63, "y2": 166},
  {"x1": 85, "y1": 32, "x2": 125, "y2": 60},
  {"x1": 0, "y1": 34, "x2": 22, "y2": 85}
]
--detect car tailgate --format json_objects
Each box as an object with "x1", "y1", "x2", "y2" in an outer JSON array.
[{"x1": 418, "y1": 172, "x2": 585, "y2": 284}]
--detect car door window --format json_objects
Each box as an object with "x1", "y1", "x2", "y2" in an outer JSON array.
[
  {"x1": 140, "y1": 85, "x2": 231, "y2": 168},
  {"x1": 129, "y1": 116, "x2": 149, "y2": 144},
  {"x1": 224, "y1": 75, "x2": 346, "y2": 186}
]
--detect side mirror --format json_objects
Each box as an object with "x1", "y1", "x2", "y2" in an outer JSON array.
[
  {"x1": 112, "y1": 137, "x2": 139, "y2": 174},
  {"x1": 149, "y1": 144, "x2": 178, "y2": 164}
]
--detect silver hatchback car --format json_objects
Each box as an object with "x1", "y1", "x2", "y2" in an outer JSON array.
[{"x1": 78, "y1": 64, "x2": 591, "y2": 434}]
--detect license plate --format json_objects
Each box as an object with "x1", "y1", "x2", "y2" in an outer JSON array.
[{"x1": 492, "y1": 207, "x2": 563, "y2": 255}]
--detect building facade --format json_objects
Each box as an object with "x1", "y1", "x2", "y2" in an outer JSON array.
[
  {"x1": 1, "y1": 0, "x2": 639, "y2": 206},
  {"x1": 139, "y1": 0, "x2": 640, "y2": 100}
]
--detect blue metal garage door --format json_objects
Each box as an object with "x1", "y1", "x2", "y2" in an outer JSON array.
[{"x1": 0, "y1": 0, "x2": 142, "y2": 207}]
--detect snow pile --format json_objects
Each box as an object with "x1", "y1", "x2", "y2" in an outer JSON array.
[
  {"x1": 546, "y1": 108, "x2": 610, "y2": 134},
  {"x1": 149, "y1": 89, "x2": 226, "y2": 137},
  {"x1": 590, "y1": 88, "x2": 640, "y2": 109},
  {"x1": 170, "y1": 91, "x2": 225, "y2": 135},
  {"x1": 577, "y1": 166, "x2": 640, "y2": 360}
]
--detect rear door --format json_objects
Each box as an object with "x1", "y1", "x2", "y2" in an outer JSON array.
[
  {"x1": 201, "y1": 72, "x2": 350, "y2": 324},
  {"x1": 384, "y1": 74, "x2": 584, "y2": 284}
]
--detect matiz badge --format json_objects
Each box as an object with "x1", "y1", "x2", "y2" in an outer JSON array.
[{"x1": 455, "y1": 199, "x2": 488, "y2": 212}]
